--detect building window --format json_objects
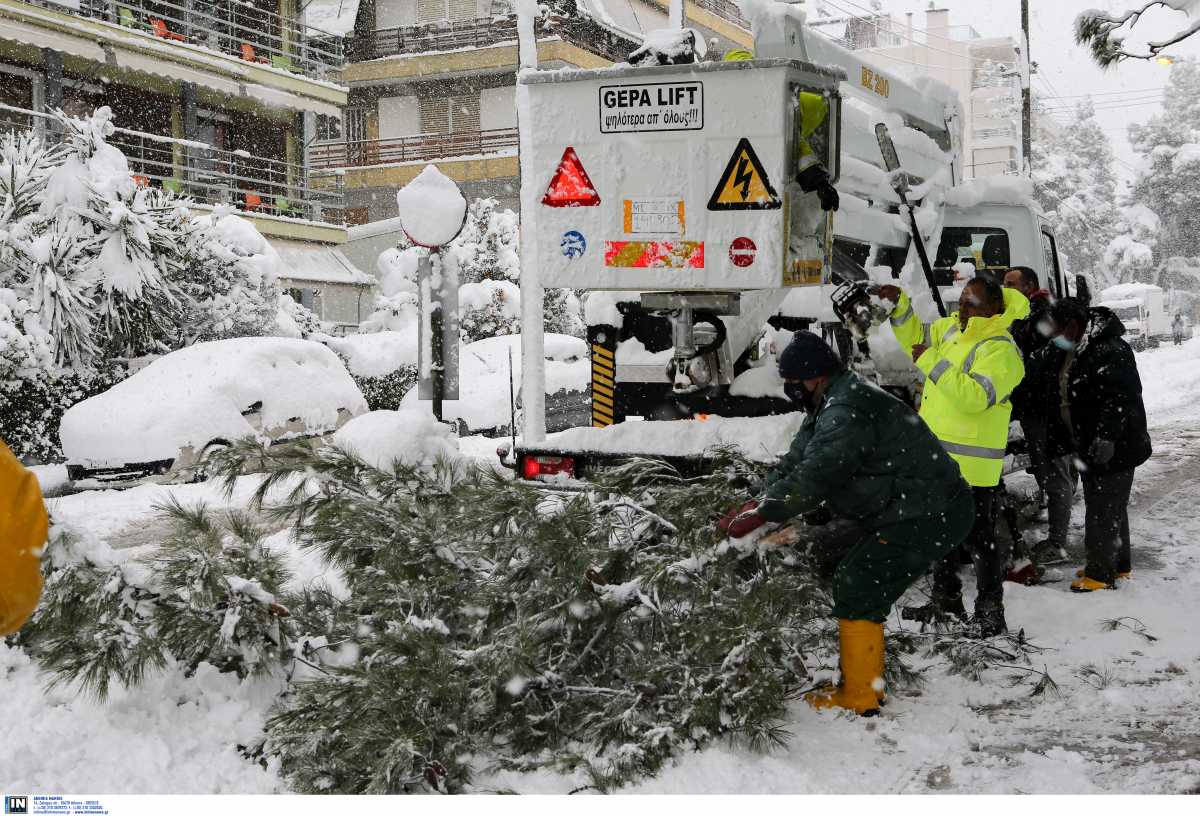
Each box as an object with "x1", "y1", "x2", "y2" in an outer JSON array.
[
  {"x1": 417, "y1": 0, "x2": 478, "y2": 24},
  {"x1": 419, "y1": 93, "x2": 481, "y2": 134},
  {"x1": 315, "y1": 114, "x2": 342, "y2": 142}
]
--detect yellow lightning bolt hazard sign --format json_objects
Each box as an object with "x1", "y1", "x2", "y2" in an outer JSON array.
[{"x1": 707, "y1": 138, "x2": 781, "y2": 211}]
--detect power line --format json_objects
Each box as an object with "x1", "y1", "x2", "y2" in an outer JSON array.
[
  {"x1": 1035, "y1": 86, "x2": 1167, "y2": 100},
  {"x1": 820, "y1": 0, "x2": 992, "y2": 62}
]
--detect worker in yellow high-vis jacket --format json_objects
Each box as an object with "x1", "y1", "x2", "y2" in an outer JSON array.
[
  {"x1": 877, "y1": 276, "x2": 1029, "y2": 637},
  {"x1": 1, "y1": 439, "x2": 47, "y2": 636}
]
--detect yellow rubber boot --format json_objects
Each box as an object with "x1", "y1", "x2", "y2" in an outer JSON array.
[
  {"x1": 1070, "y1": 575, "x2": 1115, "y2": 593},
  {"x1": 805, "y1": 619, "x2": 883, "y2": 716}
]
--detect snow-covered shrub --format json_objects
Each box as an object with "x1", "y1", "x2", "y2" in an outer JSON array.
[{"x1": 0, "y1": 108, "x2": 286, "y2": 457}]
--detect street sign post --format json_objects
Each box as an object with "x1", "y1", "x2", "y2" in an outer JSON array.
[{"x1": 397, "y1": 166, "x2": 468, "y2": 421}]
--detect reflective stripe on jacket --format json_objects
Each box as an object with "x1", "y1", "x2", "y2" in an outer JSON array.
[
  {"x1": 889, "y1": 287, "x2": 1029, "y2": 486},
  {"x1": 0, "y1": 440, "x2": 47, "y2": 636}
]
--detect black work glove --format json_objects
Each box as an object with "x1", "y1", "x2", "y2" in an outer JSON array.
[
  {"x1": 797, "y1": 164, "x2": 840, "y2": 212},
  {"x1": 1089, "y1": 438, "x2": 1116, "y2": 466}
]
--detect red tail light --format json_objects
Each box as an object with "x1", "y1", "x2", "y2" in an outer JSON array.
[{"x1": 521, "y1": 455, "x2": 576, "y2": 480}]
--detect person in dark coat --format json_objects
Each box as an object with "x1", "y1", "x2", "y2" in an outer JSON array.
[
  {"x1": 1036, "y1": 298, "x2": 1152, "y2": 591},
  {"x1": 1003, "y1": 266, "x2": 1075, "y2": 569},
  {"x1": 719, "y1": 332, "x2": 973, "y2": 715}
]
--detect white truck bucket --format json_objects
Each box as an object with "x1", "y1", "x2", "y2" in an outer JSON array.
[{"x1": 520, "y1": 59, "x2": 844, "y2": 293}]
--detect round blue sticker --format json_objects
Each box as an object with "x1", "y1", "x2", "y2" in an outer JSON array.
[{"x1": 561, "y1": 230, "x2": 587, "y2": 259}]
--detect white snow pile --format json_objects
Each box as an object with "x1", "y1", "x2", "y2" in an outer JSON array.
[
  {"x1": 736, "y1": 0, "x2": 805, "y2": 39},
  {"x1": 60, "y1": 337, "x2": 367, "y2": 466},
  {"x1": 943, "y1": 175, "x2": 1038, "y2": 210},
  {"x1": 459, "y1": 279, "x2": 522, "y2": 320},
  {"x1": 543, "y1": 413, "x2": 805, "y2": 462},
  {"x1": 583, "y1": 291, "x2": 634, "y2": 328},
  {"x1": 1100, "y1": 282, "x2": 1162, "y2": 300},
  {"x1": 729, "y1": 362, "x2": 787, "y2": 400},
  {"x1": 629, "y1": 27, "x2": 708, "y2": 61},
  {"x1": 399, "y1": 334, "x2": 588, "y2": 432},
  {"x1": 332, "y1": 409, "x2": 460, "y2": 471},
  {"x1": 323, "y1": 329, "x2": 417, "y2": 378},
  {"x1": 395, "y1": 165, "x2": 467, "y2": 248},
  {"x1": 360, "y1": 247, "x2": 420, "y2": 333}
]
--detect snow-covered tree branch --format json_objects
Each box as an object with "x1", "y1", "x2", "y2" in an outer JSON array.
[{"x1": 1076, "y1": 2, "x2": 1200, "y2": 67}]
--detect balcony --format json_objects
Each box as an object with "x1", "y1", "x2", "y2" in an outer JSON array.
[
  {"x1": 19, "y1": 0, "x2": 343, "y2": 81},
  {"x1": 973, "y1": 125, "x2": 1019, "y2": 142},
  {"x1": 308, "y1": 127, "x2": 518, "y2": 170},
  {"x1": 356, "y1": 15, "x2": 634, "y2": 64},
  {"x1": 690, "y1": 0, "x2": 750, "y2": 30},
  {"x1": 1, "y1": 103, "x2": 342, "y2": 224}
]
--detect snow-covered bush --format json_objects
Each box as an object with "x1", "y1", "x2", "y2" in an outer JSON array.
[{"x1": 0, "y1": 108, "x2": 286, "y2": 457}]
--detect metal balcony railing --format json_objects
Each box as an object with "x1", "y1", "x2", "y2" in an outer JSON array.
[
  {"x1": 19, "y1": 0, "x2": 343, "y2": 80},
  {"x1": 308, "y1": 127, "x2": 519, "y2": 169},
  {"x1": 974, "y1": 125, "x2": 1018, "y2": 141},
  {"x1": 360, "y1": 15, "x2": 633, "y2": 64},
  {"x1": 365, "y1": 16, "x2": 533, "y2": 59},
  {"x1": 0, "y1": 103, "x2": 343, "y2": 224}
]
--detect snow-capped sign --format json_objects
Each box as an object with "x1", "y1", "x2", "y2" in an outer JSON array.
[
  {"x1": 708, "y1": 138, "x2": 781, "y2": 211},
  {"x1": 599, "y1": 81, "x2": 704, "y2": 133},
  {"x1": 542, "y1": 147, "x2": 601, "y2": 207},
  {"x1": 396, "y1": 165, "x2": 467, "y2": 247}
]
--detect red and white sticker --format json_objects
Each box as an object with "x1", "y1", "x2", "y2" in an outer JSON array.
[{"x1": 729, "y1": 236, "x2": 756, "y2": 267}]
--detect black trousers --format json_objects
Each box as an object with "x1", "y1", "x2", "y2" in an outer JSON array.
[
  {"x1": 931, "y1": 486, "x2": 1007, "y2": 616},
  {"x1": 1081, "y1": 468, "x2": 1135, "y2": 584}
]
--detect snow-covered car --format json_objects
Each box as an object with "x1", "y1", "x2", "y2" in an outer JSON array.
[
  {"x1": 61, "y1": 337, "x2": 368, "y2": 488},
  {"x1": 399, "y1": 333, "x2": 591, "y2": 435}
]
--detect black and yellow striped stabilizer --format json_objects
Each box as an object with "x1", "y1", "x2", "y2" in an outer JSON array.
[{"x1": 589, "y1": 325, "x2": 618, "y2": 428}]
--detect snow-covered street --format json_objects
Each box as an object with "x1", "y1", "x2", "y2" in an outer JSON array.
[{"x1": 5, "y1": 340, "x2": 1200, "y2": 795}]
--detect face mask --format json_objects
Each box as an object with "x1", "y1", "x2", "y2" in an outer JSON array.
[
  {"x1": 1051, "y1": 335, "x2": 1076, "y2": 351},
  {"x1": 784, "y1": 380, "x2": 816, "y2": 412}
]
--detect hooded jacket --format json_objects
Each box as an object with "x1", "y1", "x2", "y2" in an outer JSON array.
[
  {"x1": 1009, "y1": 289, "x2": 1053, "y2": 421},
  {"x1": 1036, "y1": 307, "x2": 1152, "y2": 475},
  {"x1": 757, "y1": 370, "x2": 970, "y2": 528},
  {"x1": 888, "y1": 287, "x2": 1029, "y2": 487}
]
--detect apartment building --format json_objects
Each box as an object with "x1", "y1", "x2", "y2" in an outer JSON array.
[
  {"x1": 814, "y1": 6, "x2": 1025, "y2": 179},
  {"x1": 0, "y1": 0, "x2": 383, "y2": 326},
  {"x1": 311, "y1": 0, "x2": 753, "y2": 224}
]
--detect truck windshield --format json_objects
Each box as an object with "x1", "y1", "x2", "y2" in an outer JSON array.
[
  {"x1": 934, "y1": 227, "x2": 1010, "y2": 282},
  {"x1": 1112, "y1": 306, "x2": 1141, "y2": 321}
]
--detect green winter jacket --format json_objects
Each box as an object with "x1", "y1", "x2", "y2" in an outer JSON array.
[{"x1": 757, "y1": 370, "x2": 970, "y2": 529}]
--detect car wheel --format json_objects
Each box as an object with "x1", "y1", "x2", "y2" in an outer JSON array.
[{"x1": 193, "y1": 440, "x2": 231, "y2": 483}]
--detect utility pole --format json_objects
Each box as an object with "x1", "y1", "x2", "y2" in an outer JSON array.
[{"x1": 1021, "y1": 0, "x2": 1032, "y2": 174}]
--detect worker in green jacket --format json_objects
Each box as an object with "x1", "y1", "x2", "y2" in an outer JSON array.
[
  {"x1": 721, "y1": 332, "x2": 973, "y2": 716},
  {"x1": 878, "y1": 276, "x2": 1029, "y2": 636}
]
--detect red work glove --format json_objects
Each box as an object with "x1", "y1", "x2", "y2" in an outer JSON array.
[{"x1": 717, "y1": 500, "x2": 766, "y2": 538}]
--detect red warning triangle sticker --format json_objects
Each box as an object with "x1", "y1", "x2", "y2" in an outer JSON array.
[{"x1": 542, "y1": 147, "x2": 601, "y2": 207}]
